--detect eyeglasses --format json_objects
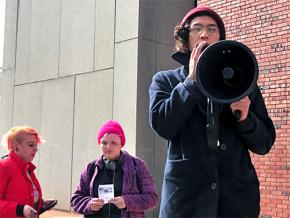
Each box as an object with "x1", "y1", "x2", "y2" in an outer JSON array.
[{"x1": 189, "y1": 24, "x2": 219, "y2": 35}]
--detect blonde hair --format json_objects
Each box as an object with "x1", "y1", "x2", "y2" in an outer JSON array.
[{"x1": 1, "y1": 126, "x2": 45, "y2": 151}]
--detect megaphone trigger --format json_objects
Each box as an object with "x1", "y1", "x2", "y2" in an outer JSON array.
[{"x1": 233, "y1": 110, "x2": 241, "y2": 120}]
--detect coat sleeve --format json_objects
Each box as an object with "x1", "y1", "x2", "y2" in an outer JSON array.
[
  {"x1": 235, "y1": 86, "x2": 276, "y2": 154},
  {"x1": 70, "y1": 161, "x2": 95, "y2": 215},
  {"x1": 149, "y1": 71, "x2": 203, "y2": 140},
  {"x1": 122, "y1": 158, "x2": 158, "y2": 212},
  {"x1": 0, "y1": 161, "x2": 19, "y2": 218}
]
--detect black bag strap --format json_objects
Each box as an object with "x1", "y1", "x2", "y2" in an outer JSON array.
[
  {"x1": 1, "y1": 154, "x2": 8, "y2": 160},
  {"x1": 206, "y1": 99, "x2": 220, "y2": 151},
  {"x1": 132, "y1": 157, "x2": 141, "y2": 192},
  {"x1": 89, "y1": 161, "x2": 96, "y2": 180}
]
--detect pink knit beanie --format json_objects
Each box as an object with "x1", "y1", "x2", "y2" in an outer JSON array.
[{"x1": 97, "y1": 120, "x2": 126, "y2": 147}]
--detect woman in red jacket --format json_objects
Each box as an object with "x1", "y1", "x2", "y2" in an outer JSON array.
[{"x1": 0, "y1": 126, "x2": 44, "y2": 218}]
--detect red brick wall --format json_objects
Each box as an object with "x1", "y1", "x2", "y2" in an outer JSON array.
[{"x1": 200, "y1": 0, "x2": 290, "y2": 217}]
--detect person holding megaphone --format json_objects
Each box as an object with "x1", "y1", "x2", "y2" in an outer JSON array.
[{"x1": 149, "y1": 5, "x2": 275, "y2": 218}]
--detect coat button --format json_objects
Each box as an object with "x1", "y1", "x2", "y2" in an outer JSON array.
[
  {"x1": 220, "y1": 143, "x2": 227, "y2": 150},
  {"x1": 211, "y1": 182, "x2": 217, "y2": 190}
]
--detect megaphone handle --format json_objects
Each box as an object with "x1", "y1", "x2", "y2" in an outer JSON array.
[{"x1": 233, "y1": 110, "x2": 241, "y2": 120}]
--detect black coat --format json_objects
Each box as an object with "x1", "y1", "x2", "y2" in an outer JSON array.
[{"x1": 149, "y1": 52, "x2": 276, "y2": 218}]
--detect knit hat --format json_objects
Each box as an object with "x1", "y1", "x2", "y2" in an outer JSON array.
[
  {"x1": 180, "y1": 5, "x2": 226, "y2": 40},
  {"x1": 97, "y1": 120, "x2": 126, "y2": 147}
]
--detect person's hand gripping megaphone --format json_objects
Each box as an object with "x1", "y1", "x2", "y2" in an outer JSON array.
[
  {"x1": 188, "y1": 41, "x2": 208, "y2": 81},
  {"x1": 230, "y1": 96, "x2": 251, "y2": 121}
]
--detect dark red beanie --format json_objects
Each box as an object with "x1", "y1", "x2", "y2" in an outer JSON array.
[
  {"x1": 180, "y1": 5, "x2": 226, "y2": 40},
  {"x1": 97, "y1": 120, "x2": 126, "y2": 147}
]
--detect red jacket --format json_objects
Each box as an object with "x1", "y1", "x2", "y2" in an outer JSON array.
[{"x1": 0, "y1": 151, "x2": 43, "y2": 218}]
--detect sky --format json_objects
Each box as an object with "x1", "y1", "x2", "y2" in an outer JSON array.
[{"x1": 0, "y1": 0, "x2": 6, "y2": 73}]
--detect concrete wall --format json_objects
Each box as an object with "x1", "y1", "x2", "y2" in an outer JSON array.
[{"x1": 0, "y1": 0, "x2": 194, "y2": 216}]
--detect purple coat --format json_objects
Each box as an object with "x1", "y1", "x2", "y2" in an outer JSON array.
[{"x1": 71, "y1": 151, "x2": 158, "y2": 218}]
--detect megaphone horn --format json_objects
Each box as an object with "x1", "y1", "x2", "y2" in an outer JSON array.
[{"x1": 196, "y1": 40, "x2": 258, "y2": 104}]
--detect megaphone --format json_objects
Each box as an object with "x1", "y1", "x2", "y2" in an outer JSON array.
[{"x1": 196, "y1": 40, "x2": 258, "y2": 104}]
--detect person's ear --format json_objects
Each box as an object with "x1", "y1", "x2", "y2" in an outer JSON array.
[
  {"x1": 12, "y1": 141, "x2": 19, "y2": 151},
  {"x1": 174, "y1": 26, "x2": 190, "y2": 44}
]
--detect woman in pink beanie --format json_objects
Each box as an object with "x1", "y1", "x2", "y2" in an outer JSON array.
[
  {"x1": 71, "y1": 120, "x2": 158, "y2": 218},
  {"x1": 97, "y1": 120, "x2": 126, "y2": 147}
]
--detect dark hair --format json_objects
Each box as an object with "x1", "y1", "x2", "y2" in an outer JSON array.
[
  {"x1": 174, "y1": 8, "x2": 226, "y2": 53},
  {"x1": 174, "y1": 24, "x2": 191, "y2": 53}
]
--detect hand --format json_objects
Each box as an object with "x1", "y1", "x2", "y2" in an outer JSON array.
[
  {"x1": 188, "y1": 41, "x2": 207, "y2": 80},
  {"x1": 23, "y1": 205, "x2": 37, "y2": 218},
  {"x1": 109, "y1": 196, "x2": 126, "y2": 209},
  {"x1": 230, "y1": 96, "x2": 251, "y2": 121},
  {"x1": 90, "y1": 198, "x2": 105, "y2": 212}
]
